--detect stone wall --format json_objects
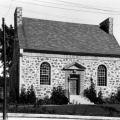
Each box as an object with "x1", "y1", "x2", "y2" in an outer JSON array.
[{"x1": 20, "y1": 52, "x2": 120, "y2": 98}]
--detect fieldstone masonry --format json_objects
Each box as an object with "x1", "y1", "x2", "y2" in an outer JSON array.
[{"x1": 20, "y1": 52, "x2": 120, "y2": 99}]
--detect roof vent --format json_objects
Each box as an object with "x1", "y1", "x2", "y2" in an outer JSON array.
[{"x1": 99, "y1": 17, "x2": 113, "y2": 35}]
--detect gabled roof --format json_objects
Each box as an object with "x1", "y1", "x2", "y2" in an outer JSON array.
[{"x1": 18, "y1": 17, "x2": 120, "y2": 56}]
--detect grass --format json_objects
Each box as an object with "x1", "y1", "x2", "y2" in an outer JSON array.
[{"x1": 1, "y1": 104, "x2": 119, "y2": 117}]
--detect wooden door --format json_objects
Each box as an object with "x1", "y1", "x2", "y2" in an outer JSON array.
[{"x1": 69, "y1": 79, "x2": 77, "y2": 95}]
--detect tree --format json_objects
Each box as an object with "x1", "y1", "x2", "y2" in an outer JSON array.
[{"x1": 0, "y1": 24, "x2": 14, "y2": 75}]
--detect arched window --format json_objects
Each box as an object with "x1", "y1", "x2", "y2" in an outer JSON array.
[
  {"x1": 40, "y1": 62, "x2": 51, "y2": 85},
  {"x1": 97, "y1": 65, "x2": 107, "y2": 86}
]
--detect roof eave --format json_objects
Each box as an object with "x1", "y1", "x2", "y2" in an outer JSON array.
[{"x1": 22, "y1": 49, "x2": 120, "y2": 58}]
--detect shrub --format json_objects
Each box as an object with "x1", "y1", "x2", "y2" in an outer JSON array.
[
  {"x1": 116, "y1": 88, "x2": 120, "y2": 103},
  {"x1": 19, "y1": 85, "x2": 36, "y2": 105},
  {"x1": 27, "y1": 85, "x2": 36, "y2": 104},
  {"x1": 37, "y1": 99, "x2": 44, "y2": 105},
  {"x1": 96, "y1": 90, "x2": 104, "y2": 104},
  {"x1": 109, "y1": 93, "x2": 117, "y2": 104},
  {"x1": 104, "y1": 93, "x2": 118, "y2": 104},
  {"x1": 43, "y1": 96, "x2": 52, "y2": 104},
  {"x1": 103, "y1": 91, "x2": 120, "y2": 104},
  {"x1": 19, "y1": 87, "x2": 27, "y2": 104},
  {"x1": 84, "y1": 78, "x2": 97, "y2": 103},
  {"x1": 8, "y1": 90, "x2": 16, "y2": 104},
  {"x1": 50, "y1": 86, "x2": 69, "y2": 105},
  {"x1": 37, "y1": 96, "x2": 51, "y2": 105}
]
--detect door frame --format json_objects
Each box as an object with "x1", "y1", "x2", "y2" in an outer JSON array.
[{"x1": 68, "y1": 74, "x2": 80, "y2": 96}]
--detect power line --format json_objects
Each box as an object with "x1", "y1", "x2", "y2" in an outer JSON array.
[
  {"x1": 1, "y1": 0, "x2": 120, "y2": 15},
  {"x1": 33, "y1": 0, "x2": 120, "y2": 14},
  {"x1": 16, "y1": 0, "x2": 120, "y2": 15},
  {"x1": 24, "y1": 8, "x2": 89, "y2": 22},
  {"x1": 0, "y1": 3, "x2": 102, "y2": 22},
  {"x1": 57, "y1": 0, "x2": 120, "y2": 13},
  {"x1": 0, "y1": 3, "x2": 95, "y2": 23},
  {"x1": 34, "y1": 0, "x2": 68, "y2": 6},
  {"x1": 4, "y1": 0, "x2": 14, "y2": 17}
]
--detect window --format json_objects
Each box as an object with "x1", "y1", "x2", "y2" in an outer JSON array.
[
  {"x1": 97, "y1": 65, "x2": 107, "y2": 86},
  {"x1": 40, "y1": 62, "x2": 51, "y2": 85}
]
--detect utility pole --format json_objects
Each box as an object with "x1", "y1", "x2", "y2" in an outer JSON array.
[{"x1": 2, "y1": 18, "x2": 7, "y2": 120}]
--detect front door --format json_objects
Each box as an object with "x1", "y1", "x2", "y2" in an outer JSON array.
[
  {"x1": 69, "y1": 79, "x2": 77, "y2": 95},
  {"x1": 69, "y1": 74, "x2": 80, "y2": 95}
]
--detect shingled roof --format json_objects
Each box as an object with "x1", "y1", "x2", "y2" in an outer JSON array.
[{"x1": 18, "y1": 17, "x2": 120, "y2": 56}]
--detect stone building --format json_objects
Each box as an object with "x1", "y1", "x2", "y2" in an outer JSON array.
[{"x1": 10, "y1": 7, "x2": 120, "y2": 103}]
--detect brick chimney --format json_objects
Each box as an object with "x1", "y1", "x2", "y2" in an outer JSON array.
[
  {"x1": 14, "y1": 7, "x2": 22, "y2": 33},
  {"x1": 99, "y1": 17, "x2": 113, "y2": 35}
]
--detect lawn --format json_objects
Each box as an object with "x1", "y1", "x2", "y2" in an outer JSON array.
[{"x1": 2, "y1": 104, "x2": 120, "y2": 117}]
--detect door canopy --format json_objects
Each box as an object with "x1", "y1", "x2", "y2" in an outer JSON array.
[{"x1": 63, "y1": 62, "x2": 86, "y2": 71}]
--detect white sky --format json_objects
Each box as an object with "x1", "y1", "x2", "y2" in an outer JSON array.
[
  {"x1": 0, "y1": 0, "x2": 120, "y2": 44},
  {"x1": 0, "y1": 0, "x2": 120, "y2": 75}
]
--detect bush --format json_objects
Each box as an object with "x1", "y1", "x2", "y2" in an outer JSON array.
[
  {"x1": 116, "y1": 89, "x2": 120, "y2": 103},
  {"x1": 109, "y1": 93, "x2": 117, "y2": 104},
  {"x1": 19, "y1": 86, "x2": 27, "y2": 104},
  {"x1": 37, "y1": 99, "x2": 44, "y2": 105},
  {"x1": 37, "y1": 96, "x2": 51, "y2": 105},
  {"x1": 104, "y1": 93, "x2": 118, "y2": 104},
  {"x1": 83, "y1": 78, "x2": 104, "y2": 104},
  {"x1": 50, "y1": 86, "x2": 69, "y2": 105},
  {"x1": 27, "y1": 85, "x2": 36, "y2": 104},
  {"x1": 36, "y1": 86, "x2": 68, "y2": 105},
  {"x1": 96, "y1": 90, "x2": 104, "y2": 104},
  {"x1": 84, "y1": 78, "x2": 97, "y2": 103},
  {"x1": 84, "y1": 80, "x2": 120, "y2": 104},
  {"x1": 19, "y1": 85, "x2": 36, "y2": 105},
  {"x1": 43, "y1": 96, "x2": 52, "y2": 104},
  {"x1": 103, "y1": 90, "x2": 120, "y2": 104},
  {"x1": 8, "y1": 90, "x2": 16, "y2": 104}
]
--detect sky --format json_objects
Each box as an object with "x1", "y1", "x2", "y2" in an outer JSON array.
[
  {"x1": 0, "y1": 0, "x2": 120, "y2": 75},
  {"x1": 0, "y1": 0, "x2": 120, "y2": 45}
]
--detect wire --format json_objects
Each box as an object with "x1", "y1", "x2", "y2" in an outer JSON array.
[
  {"x1": 24, "y1": 8, "x2": 88, "y2": 23},
  {"x1": 4, "y1": 3, "x2": 12, "y2": 17},
  {"x1": 0, "y1": 3, "x2": 103, "y2": 22},
  {"x1": 57, "y1": 0, "x2": 120, "y2": 13},
  {"x1": 33, "y1": 0, "x2": 120, "y2": 14},
  {"x1": 3, "y1": 0, "x2": 15, "y2": 18},
  {"x1": 33, "y1": 0, "x2": 68, "y2": 6},
  {"x1": 16, "y1": 0, "x2": 120, "y2": 15},
  {"x1": 1, "y1": 0, "x2": 120, "y2": 15},
  {"x1": 0, "y1": 4, "x2": 12, "y2": 17},
  {"x1": 0, "y1": 3, "x2": 94, "y2": 24},
  {"x1": 0, "y1": 4, "x2": 15, "y2": 9}
]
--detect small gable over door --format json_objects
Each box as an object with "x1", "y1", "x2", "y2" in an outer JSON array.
[{"x1": 63, "y1": 62, "x2": 86, "y2": 71}]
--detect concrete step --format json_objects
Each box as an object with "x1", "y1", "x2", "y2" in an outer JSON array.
[{"x1": 70, "y1": 95, "x2": 94, "y2": 104}]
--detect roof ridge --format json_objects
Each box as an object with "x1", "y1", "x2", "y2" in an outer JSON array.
[{"x1": 22, "y1": 17, "x2": 99, "y2": 27}]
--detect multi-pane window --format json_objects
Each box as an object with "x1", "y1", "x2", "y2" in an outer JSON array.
[
  {"x1": 97, "y1": 65, "x2": 107, "y2": 86},
  {"x1": 40, "y1": 62, "x2": 51, "y2": 85}
]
